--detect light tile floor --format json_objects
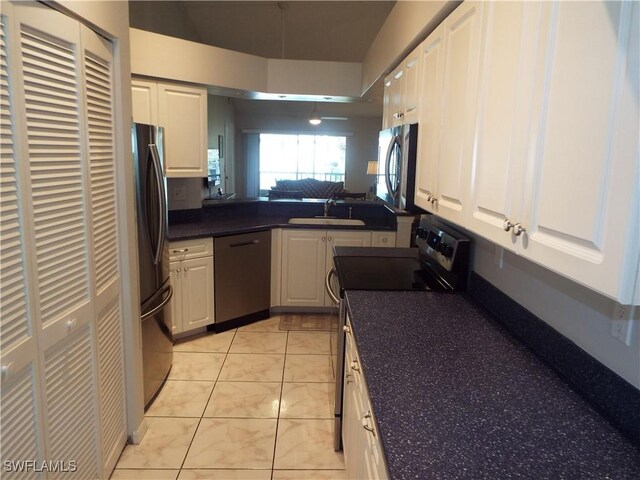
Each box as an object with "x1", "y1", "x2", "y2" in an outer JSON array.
[{"x1": 112, "y1": 314, "x2": 346, "y2": 480}]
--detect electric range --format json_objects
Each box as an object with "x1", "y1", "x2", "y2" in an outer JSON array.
[{"x1": 329, "y1": 215, "x2": 471, "y2": 450}]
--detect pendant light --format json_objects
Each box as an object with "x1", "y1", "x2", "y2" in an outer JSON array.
[{"x1": 309, "y1": 102, "x2": 322, "y2": 125}]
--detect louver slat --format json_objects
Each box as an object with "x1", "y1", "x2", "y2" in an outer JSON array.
[
  {"x1": 0, "y1": 365, "x2": 41, "y2": 480},
  {"x1": 0, "y1": 17, "x2": 30, "y2": 352},
  {"x1": 21, "y1": 24, "x2": 90, "y2": 325},
  {"x1": 44, "y1": 326, "x2": 98, "y2": 479},
  {"x1": 97, "y1": 301, "x2": 125, "y2": 465},
  {"x1": 85, "y1": 52, "x2": 117, "y2": 293}
]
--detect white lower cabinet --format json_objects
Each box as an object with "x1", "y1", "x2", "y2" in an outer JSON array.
[
  {"x1": 372, "y1": 231, "x2": 396, "y2": 247},
  {"x1": 343, "y1": 315, "x2": 389, "y2": 480},
  {"x1": 168, "y1": 239, "x2": 214, "y2": 334},
  {"x1": 280, "y1": 229, "x2": 372, "y2": 307}
]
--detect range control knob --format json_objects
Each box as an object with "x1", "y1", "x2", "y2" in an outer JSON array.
[
  {"x1": 417, "y1": 227, "x2": 428, "y2": 239},
  {"x1": 443, "y1": 245, "x2": 454, "y2": 258}
]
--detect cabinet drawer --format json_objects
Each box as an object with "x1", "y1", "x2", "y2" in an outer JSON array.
[{"x1": 169, "y1": 238, "x2": 213, "y2": 261}]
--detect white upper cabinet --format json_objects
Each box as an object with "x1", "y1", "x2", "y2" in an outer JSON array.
[
  {"x1": 382, "y1": 45, "x2": 422, "y2": 129},
  {"x1": 158, "y1": 83, "x2": 208, "y2": 177},
  {"x1": 415, "y1": 1, "x2": 483, "y2": 225},
  {"x1": 519, "y1": 1, "x2": 639, "y2": 303},
  {"x1": 468, "y1": 1, "x2": 540, "y2": 249},
  {"x1": 131, "y1": 78, "x2": 208, "y2": 177},
  {"x1": 382, "y1": 67, "x2": 404, "y2": 129},
  {"x1": 468, "y1": 0, "x2": 639, "y2": 302},
  {"x1": 414, "y1": 21, "x2": 445, "y2": 213},
  {"x1": 401, "y1": 45, "x2": 421, "y2": 125},
  {"x1": 131, "y1": 79, "x2": 157, "y2": 125}
]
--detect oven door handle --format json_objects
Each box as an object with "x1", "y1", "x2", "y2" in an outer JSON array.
[{"x1": 325, "y1": 267, "x2": 340, "y2": 305}]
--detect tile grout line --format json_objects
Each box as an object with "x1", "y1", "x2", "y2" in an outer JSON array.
[
  {"x1": 270, "y1": 328, "x2": 289, "y2": 480},
  {"x1": 176, "y1": 328, "x2": 238, "y2": 477}
]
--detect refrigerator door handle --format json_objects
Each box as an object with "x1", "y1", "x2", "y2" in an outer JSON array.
[
  {"x1": 149, "y1": 143, "x2": 166, "y2": 265},
  {"x1": 141, "y1": 284, "x2": 173, "y2": 321}
]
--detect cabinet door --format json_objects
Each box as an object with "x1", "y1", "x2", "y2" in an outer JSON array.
[
  {"x1": 521, "y1": 1, "x2": 639, "y2": 302},
  {"x1": 181, "y1": 257, "x2": 214, "y2": 331},
  {"x1": 81, "y1": 24, "x2": 127, "y2": 473},
  {"x1": 389, "y1": 67, "x2": 404, "y2": 127},
  {"x1": 415, "y1": 22, "x2": 445, "y2": 213},
  {"x1": 382, "y1": 75, "x2": 392, "y2": 130},
  {"x1": 436, "y1": 1, "x2": 483, "y2": 225},
  {"x1": 281, "y1": 230, "x2": 326, "y2": 307},
  {"x1": 168, "y1": 261, "x2": 183, "y2": 334},
  {"x1": 467, "y1": 1, "x2": 539, "y2": 249},
  {"x1": 402, "y1": 46, "x2": 421, "y2": 125},
  {"x1": 158, "y1": 83, "x2": 207, "y2": 177},
  {"x1": 131, "y1": 79, "x2": 157, "y2": 125}
]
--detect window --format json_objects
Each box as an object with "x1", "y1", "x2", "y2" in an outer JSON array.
[{"x1": 259, "y1": 134, "x2": 346, "y2": 193}]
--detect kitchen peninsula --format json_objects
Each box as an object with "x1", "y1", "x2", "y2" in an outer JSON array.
[{"x1": 168, "y1": 197, "x2": 404, "y2": 241}]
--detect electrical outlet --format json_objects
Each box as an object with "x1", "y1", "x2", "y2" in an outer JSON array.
[{"x1": 611, "y1": 303, "x2": 633, "y2": 345}]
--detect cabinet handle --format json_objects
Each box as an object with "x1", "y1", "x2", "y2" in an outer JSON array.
[
  {"x1": 426, "y1": 194, "x2": 433, "y2": 202},
  {"x1": 382, "y1": 237, "x2": 387, "y2": 243},
  {"x1": 351, "y1": 361, "x2": 360, "y2": 373},
  {"x1": 322, "y1": 237, "x2": 326, "y2": 241},
  {"x1": 327, "y1": 236, "x2": 332, "y2": 241},
  {"x1": 66, "y1": 318, "x2": 77, "y2": 331},
  {"x1": 1, "y1": 362, "x2": 15, "y2": 379},
  {"x1": 431, "y1": 196, "x2": 437, "y2": 205},
  {"x1": 363, "y1": 413, "x2": 375, "y2": 434},
  {"x1": 172, "y1": 248, "x2": 189, "y2": 253},
  {"x1": 513, "y1": 223, "x2": 527, "y2": 236},
  {"x1": 503, "y1": 219, "x2": 514, "y2": 232},
  {"x1": 393, "y1": 112, "x2": 404, "y2": 119},
  {"x1": 346, "y1": 372, "x2": 353, "y2": 384},
  {"x1": 184, "y1": 267, "x2": 188, "y2": 272},
  {"x1": 343, "y1": 325, "x2": 351, "y2": 334},
  {"x1": 176, "y1": 268, "x2": 181, "y2": 273}
]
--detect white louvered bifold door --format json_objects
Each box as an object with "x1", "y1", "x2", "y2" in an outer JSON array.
[
  {"x1": 13, "y1": 3, "x2": 99, "y2": 478},
  {"x1": 0, "y1": 8, "x2": 45, "y2": 477},
  {"x1": 80, "y1": 24, "x2": 126, "y2": 475}
]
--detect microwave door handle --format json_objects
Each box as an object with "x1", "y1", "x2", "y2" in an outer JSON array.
[
  {"x1": 149, "y1": 144, "x2": 166, "y2": 265},
  {"x1": 325, "y1": 267, "x2": 340, "y2": 305},
  {"x1": 385, "y1": 135, "x2": 399, "y2": 198}
]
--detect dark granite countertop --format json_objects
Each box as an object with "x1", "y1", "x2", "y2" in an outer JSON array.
[
  {"x1": 345, "y1": 290, "x2": 640, "y2": 479},
  {"x1": 168, "y1": 200, "x2": 399, "y2": 240}
]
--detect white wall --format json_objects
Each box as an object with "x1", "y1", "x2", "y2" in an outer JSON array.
[
  {"x1": 129, "y1": 28, "x2": 364, "y2": 99},
  {"x1": 473, "y1": 236, "x2": 640, "y2": 389},
  {"x1": 361, "y1": 0, "x2": 460, "y2": 94}
]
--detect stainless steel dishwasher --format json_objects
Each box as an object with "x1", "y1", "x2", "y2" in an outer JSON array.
[{"x1": 213, "y1": 231, "x2": 271, "y2": 329}]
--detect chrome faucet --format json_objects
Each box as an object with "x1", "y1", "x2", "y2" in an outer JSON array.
[{"x1": 324, "y1": 198, "x2": 337, "y2": 217}]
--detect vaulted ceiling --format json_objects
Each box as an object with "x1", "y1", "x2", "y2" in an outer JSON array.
[{"x1": 129, "y1": 1, "x2": 396, "y2": 63}]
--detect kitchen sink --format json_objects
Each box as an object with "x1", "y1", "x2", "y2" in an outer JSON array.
[{"x1": 288, "y1": 217, "x2": 365, "y2": 226}]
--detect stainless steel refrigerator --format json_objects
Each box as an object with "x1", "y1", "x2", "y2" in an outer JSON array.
[{"x1": 132, "y1": 123, "x2": 173, "y2": 408}]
